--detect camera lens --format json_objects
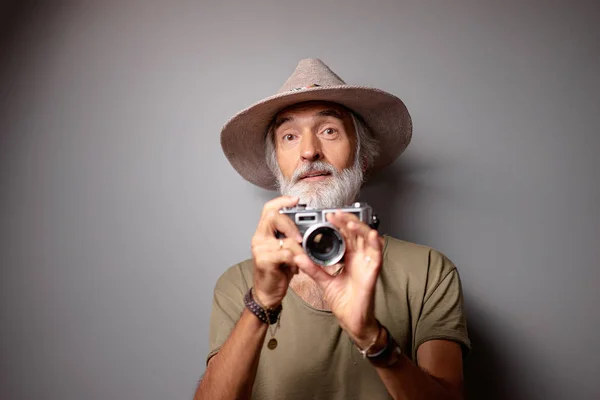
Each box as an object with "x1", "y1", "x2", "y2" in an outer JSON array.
[{"x1": 304, "y1": 225, "x2": 345, "y2": 266}]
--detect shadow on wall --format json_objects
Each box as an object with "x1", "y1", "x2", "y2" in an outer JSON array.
[
  {"x1": 0, "y1": 0, "x2": 29, "y2": 66},
  {"x1": 359, "y1": 160, "x2": 412, "y2": 240},
  {"x1": 0, "y1": 0, "x2": 35, "y2": 152},
  {"x1": 363, "y1": 163, "x2": 527, "y2": 400},
  {"x1": 463, "y1": 321, "x2": 513, "y2": 400}
]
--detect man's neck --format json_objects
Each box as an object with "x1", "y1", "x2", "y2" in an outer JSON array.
[{"x1": 289, "y1": 273, "x2": 330, "y2": 311}]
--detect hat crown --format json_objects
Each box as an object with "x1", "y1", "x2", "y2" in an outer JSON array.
[{"x1": 278, "y1": 58, "x2": 346, "y2": 93}]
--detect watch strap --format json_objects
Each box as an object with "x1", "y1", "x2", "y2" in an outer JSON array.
[{"x1": 367, "y1": 325, "x2": 403, "y2": 367}]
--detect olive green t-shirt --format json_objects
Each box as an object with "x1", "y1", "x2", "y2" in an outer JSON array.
[{"x1": 207, "y1": 236, "x2": 470, "y2": 399}]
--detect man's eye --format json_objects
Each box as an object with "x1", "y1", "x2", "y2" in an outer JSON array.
[
  {"x1": 283, "y1": 134, "x2": 295, "y2": 141},
  {"x1": 323, "y1": 128, "x2": 336, "y2": 135}
]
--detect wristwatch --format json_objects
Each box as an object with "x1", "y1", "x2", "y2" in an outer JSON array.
[{"x1": 367, "y1": 325, "x2": 403, "y2": 367}]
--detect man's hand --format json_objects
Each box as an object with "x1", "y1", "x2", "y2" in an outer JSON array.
[
  {"x1": 293, "y1": 211, "x2": 383, "y2": 347},
  {"x1": 251, "y1": 196, "x2": 305, "y2": 308}
]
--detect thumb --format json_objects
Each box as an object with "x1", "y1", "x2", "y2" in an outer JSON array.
[{"x1": 294, "y1": 254, "x2": 332, "y2": 288}]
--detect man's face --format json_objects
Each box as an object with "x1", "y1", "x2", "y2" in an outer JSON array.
[
  {"x1": 271, "y1": 101, "x2": 363, "y2": 208},
  {"x1": 273, "y1": 101, "x2": 357, "y2": 179}
]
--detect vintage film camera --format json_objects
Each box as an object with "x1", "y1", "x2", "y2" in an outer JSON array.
[{"x1": 278, "y1": 202, "x2": 379, "y2": 267}]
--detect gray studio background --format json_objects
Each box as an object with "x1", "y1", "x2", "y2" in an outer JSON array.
[{"x1": 1, "y1": 1, "x2": 598, "y2": 399}]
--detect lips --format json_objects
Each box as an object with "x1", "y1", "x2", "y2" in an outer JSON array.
[{"x1": 300, "y1": 171, "x2": 331, "y2": 180}]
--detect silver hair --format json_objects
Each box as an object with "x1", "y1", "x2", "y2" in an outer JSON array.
[{"x1": 264, "y1": 111, "x2": 379, "y2": 184}]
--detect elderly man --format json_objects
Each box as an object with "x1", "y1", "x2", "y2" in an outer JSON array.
[{"x1": 195, "y1": 59, "x2": 470, "y2": 400}]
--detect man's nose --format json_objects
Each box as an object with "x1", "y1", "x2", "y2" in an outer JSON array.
[{"x1": 300, "y1": 132, "x2": 322, "y2": 162}]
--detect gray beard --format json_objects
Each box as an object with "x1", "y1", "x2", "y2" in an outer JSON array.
[{"x1": 276, "y1": 159, "x2": 363, "y2": 208}]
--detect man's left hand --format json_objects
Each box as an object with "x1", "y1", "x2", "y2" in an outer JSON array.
[{"x1": 293, "y1": 211, "x2": 383, "y2": 349}]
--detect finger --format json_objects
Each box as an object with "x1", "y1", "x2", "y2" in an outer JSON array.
[
  {"x1": 326, "y1": 212, "x2": 358, "y2": 251},
  {"x1": 364, "y1": 251, "x2": 382, "y2": 278},
  {"x1": 327, "y1": 210, "x2": 360, "y2": 226},
  {"x1": 254, "y1": 237, "x2": 304, "y2": 254},
  {"x1": 263, "y1": 196, "x2": 300, "y2": 214},
  {"x1": 282, "y1": 265, "x2": 295, "y2": 281},
  {"x1": 365, "y1": 231, "x2": 383, "y2": 271},
  {"x1": 255, "y1": 196, "x2": 301, "y2": 238},
  {"x1": 256, "y1": 212, "x2": 303, "y2": 242},
  {"x1": 356, "y1": 235, "x2": 365, "y2": 253},
  {"x1": 252, "y1": 239, "x2": 305, "y2": 277},
  {"x1": 284, "y1": 239, "x2": 305, "y2": 257},
  {"x1": 367, "y1": 229, "x2": 381, "y2": 252},
  {"x1": 272, "y1": 214, "x2": 304, "y2": 242},
  {"x1": 255, "y1": 248, "x2": 295, "y2": 270},
  {"x1": 327, "y1": 212, "x2": 372, "y2": 244},
  {"x1": 278, "y1": 238, "x2": 306, "y2": 261},
  {"x1": 325, "y1": 211, "x2": 349, "y2": 229},
  {"x1": 346, "y1": 220, "x2": 373, "y2": 241},
  {"x1": 338, "y1": 223, "x2": 356, "y2": 253},
  {"x1": 293, "y1": 254, "x2": 333, "y2": 288}
]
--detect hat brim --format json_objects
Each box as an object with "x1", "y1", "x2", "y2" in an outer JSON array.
[{"x1": 220, "y1": 85, "x2": 412, "y2": 190}]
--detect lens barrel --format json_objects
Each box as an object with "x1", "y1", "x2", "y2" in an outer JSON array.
[{"x1": 302, "y1": 223, "x2": 345, "y2": 267}]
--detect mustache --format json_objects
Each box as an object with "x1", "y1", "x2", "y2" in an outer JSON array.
[{"x1": 291, "y1": 161, "x2": 337, "y2": 183}]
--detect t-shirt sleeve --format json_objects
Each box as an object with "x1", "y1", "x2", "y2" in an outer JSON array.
[
  {"x1": 414, "y1": 250, "x2": 471, "y2": 358},
  {"x1": 206, "y1": 265, "x2": 249, "y2": 365}
]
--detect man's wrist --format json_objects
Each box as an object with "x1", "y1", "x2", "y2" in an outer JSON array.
[
  {"x1": 352, "y1": 320, "x2": 385, "y2": 356},
  {"x1": 244, "y1": 287, "x2": 282, "y2": 324},
  {"x1": 366, "y1": 323, "x2": 388, "y2": 356},
  {"x1": 252, "y1": 287, "x2": 282, "y2": 309}
]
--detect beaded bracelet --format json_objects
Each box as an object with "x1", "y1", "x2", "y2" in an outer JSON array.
[{"x1": 243, "y1": 287, "x2": 281, "y2": 325}]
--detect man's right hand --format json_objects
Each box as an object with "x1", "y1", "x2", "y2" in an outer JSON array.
[{"x1": 251, "y1": 196, "x2": 305, "y2": 308}]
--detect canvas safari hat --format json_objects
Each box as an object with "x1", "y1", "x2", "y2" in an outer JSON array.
[{"x1": 220, "y1": 58, "x2": 412, "y2": 190}]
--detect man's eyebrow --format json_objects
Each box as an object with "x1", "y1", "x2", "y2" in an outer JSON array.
[
  {"x1": 315, "y1": 109, "x2": 344, "y2": 120},
  {"x1": 272, "y1": 116, "x2": 293, "y2": 130},
  {"x1": 271, "y1": 109, "x2": 344, "y2": 131}
]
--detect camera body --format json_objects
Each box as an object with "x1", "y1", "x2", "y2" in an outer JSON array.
[{"x1": 279, "y1": 202, "x2": 377, "y2": 267}]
